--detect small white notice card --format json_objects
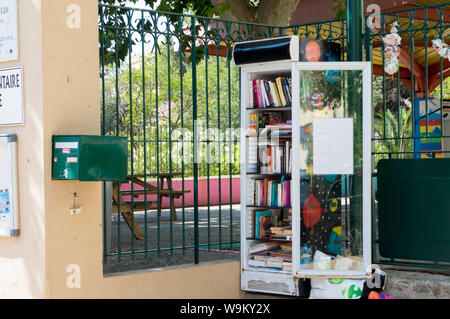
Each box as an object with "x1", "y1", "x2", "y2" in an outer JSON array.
[
  {"x1": 0, "y1": 0, "x2": 19, "y2": 62},
  {"x1": 0, "y1": 66, "x2": 23, "y2": 126},
  {"x1": 313, "y1": 118, "x2": 354, "y2": 175}
]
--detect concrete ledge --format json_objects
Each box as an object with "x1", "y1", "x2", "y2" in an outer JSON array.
[{"x1": 383, "y1": 268, "x2": 450, "y2": 299}]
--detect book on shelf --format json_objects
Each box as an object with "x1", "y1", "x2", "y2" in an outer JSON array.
[
  {"x1": 248, "y1": 259, "x2": 267, "y2": 267},
  {"x1": 280, "y1": 242, "x2": 292, "y2": 251},
  {"x1": 248, "y1": 80, "x2": 253, "y2": 108},
  {"x1": 282, "y1": 262, "x2": 292, "y2": 272},
  {"x1": 249, "y1": 113, "x2": 257, "y2": 136},
  {"x1": 248, "y1": 255, "x2": 290, "y2": 271},
  {"x1": 247, "y1": 136, "x2": 258, "y2": 173},
  {"x1": 248, "y1": 241, "x2": 280, "y2": 255},
  {"x1": 270, "y1": 225, "x2": 291, "y2": 232},
  {"x1": 249, "y1": 77, "x2": 292, "y2": 108},
  {"x1": 269, "y1": 81, "x2": 282, "y2": 107},
  {"x1": 256, "y1": 80, "x2": 262, "y2": 108},
  {"x1": 259, "y1": 215, "x2": 273, "y2": 240},
  {"x1": 252, "y1": 254, "x2": 273, "y2": 262},
  {"x1": 268, "y1": 112, "x2": 284, "y2": 125},
  {"x1": 248, "y1": 242, "x2": 293, "y2": 271},
  {"x1": 270, "y1": 226, "x2": 292, "y2": 237},
  {"x1": 253, "y1": 210, "x2": 272, "y2": 239},
  {"x1": 270, "y1": 234, "x2": 292, "y2": 241},
  {"x1": 272, "y1": 228, "x2": 292, "y2": 235},
  {"x1": 266, "y1": 258, "x2": 284, "y2": 269},
  {"x1": 258, "y1": 143, "x2": 292, "y2": 175},
  {"x1": 269, "y1": 250, "x2": 292, "y2": 261},
  {"x1": 247, "y1": 178, "x2": 255, "y2": 206},
  {"x1": 275, "y1": 77, "x2": 287, "y2": 106},
  {"x1": 252, "y1": 209, "x2": 282, "y2": 238},
  {"x1": 257, "y1": 113, "x2": 269, "y2": 132},
  {"x1": 249, "y1": 111, "x2": 286, "y2": 137}
]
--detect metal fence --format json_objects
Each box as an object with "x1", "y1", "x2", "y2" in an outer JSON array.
[
  {"x1": 365, "y1": 2, "x2": 450, "y2": 269},
  {"x1": 99, "y1": 2, "x2": 450, "y2": 273},
  {"x1": 99, "y1": 4, "x2": 293, "y2": 272}
]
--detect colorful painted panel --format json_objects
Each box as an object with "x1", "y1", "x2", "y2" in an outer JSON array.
[{"x1": 414, "y1": 98, "x2": 443, "y2": 159}]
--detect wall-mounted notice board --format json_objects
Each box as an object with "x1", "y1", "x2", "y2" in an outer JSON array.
[
  {"x1": 0, "y1": 134, "x2": 19, "y2": 237},
  {"x1": 377, "y1": 159, "x2": 450, "y2": 262}
]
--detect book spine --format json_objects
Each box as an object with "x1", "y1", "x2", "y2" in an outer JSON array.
[
  {"x1": 247, "y1": 178, "x2": 255, "y2": 206},
  {"x1": 252, "y1": 80, "x2": 259, "y2": 108},
  {"x1": 256, "y1": 80, "x2": 263, "y2": 108},
  {"x1": 278, "y1": 183, "x2": 282, "y2": 207},
  {"x1": 281, "y1": 77, "x2": 290, "y2": 105},
  {"x1": 270, "y1": 81, "x2": 281, "y2": 107},
  {"x1": 276, "y1": 77, "x2": 287, "y2": 106},
  {"x1": 264, "y1": 81, "x2": 273, "y2": 107},
  {"x1": 263, "y1": 178, "x2": 269, "y2": 206},
  {"x1": 259, "y1": 181, "x2": 265, "y2": 206},
  {"x1": 276, "y1": 146, "x2": 282, "y2": 174},
  {"x1": 249, "y1": 80, "x2": 254, "y2": 107},
  {"x1": 284, "y1": 180, "x2": 290, "y2": 207},
  {"x1": 260, "y1": 80, "x2": 268, "y2": 108}
]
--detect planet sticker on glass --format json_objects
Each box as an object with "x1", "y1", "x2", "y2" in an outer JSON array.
[{"x1": 303, "y1": 40, "x2": 321, "y2": 62}]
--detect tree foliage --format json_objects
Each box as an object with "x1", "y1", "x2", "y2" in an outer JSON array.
[
  {"x1": 99, "y1": 0, "x2": 230, "y2": 66},
  {"x1": 101, "y1": 45, "x2": 240, "y2": 177}
]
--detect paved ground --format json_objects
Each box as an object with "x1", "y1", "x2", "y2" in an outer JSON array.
[
  {"x1": 104, "y1": 205, "x2": 241, "y2": 274},
  {"x1": 104, "y1": 204, "x2": 450, "y2": 299}
]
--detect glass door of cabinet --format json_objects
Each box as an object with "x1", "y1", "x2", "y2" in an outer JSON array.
[{"x1": 291, "y1": 62, "x2": 372, "y2": 277}]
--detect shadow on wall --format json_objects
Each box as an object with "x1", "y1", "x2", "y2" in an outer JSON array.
[{"x1": 0, "y1": 1, "x2": 46, "y2": 298}]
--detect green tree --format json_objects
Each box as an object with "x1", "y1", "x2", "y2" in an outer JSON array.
[
  {"x1": 99, "y1": 0, "x2": 230, "y2": 66},
  {"x1": 431, "y1": 77, "x2": 450, "y2": 100},
  {"x1": 373, "y1": 107, "x2": 413, "y2": 164},
  {"x1": 101, "y1": 44, "x2": 240, "y2": 177}
]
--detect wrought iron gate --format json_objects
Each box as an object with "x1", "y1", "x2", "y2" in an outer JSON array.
[{"x1": 99, "y1": 2, "x2": 450, "y2": 273}]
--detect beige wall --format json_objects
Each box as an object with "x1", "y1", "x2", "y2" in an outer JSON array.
[
  {"x1": 0, "y1": 0, "x2": 46, "y2": 298},
  {"x1": 0, "y1": 0, "x2": 242, "y2": 298}
]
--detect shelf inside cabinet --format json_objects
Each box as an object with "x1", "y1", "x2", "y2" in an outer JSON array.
[
  {"x1": 246, "y1": 173, "x2": 291, "y2": 178},
  {"x1": 246, "y1": 237, "x2": 292, "y2": 242},
  {"x1": 246, "y1": 205, "x2": 291, "y2": 209},
  {"x1": 246, "y1": 106, "x2": 292, "y2": 112},
  {"x1": 246, "y1": 135, "x2": 292, "y2": 139}
]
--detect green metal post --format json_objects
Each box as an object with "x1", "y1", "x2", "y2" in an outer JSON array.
[
  {"x1": 346, "y1": 0, "x2": 363, "y2": 61},
  {"x1": 347, "y1": 0, "x2": 364, "y2": 256},
  {"x1": 191, "y1": 17, "x2": 199, "y2": 264}
]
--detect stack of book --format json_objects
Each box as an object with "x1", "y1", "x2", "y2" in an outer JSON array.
[
  {"x1": 269, "y1": 242, "x2": 292, "y2": 260},
  {"x1": 259, "y1": 123, "x2": 292, "y2": 138},
  {"x1": 270, "y1": 226, "x2": 292, "y2": 241},
  {"x1": 248, "y1": 241, "x2": 293, "y2": 271},
  {"x1": 249, "y1": 178, "x2": 291, "y2": 208},
  {"x1": 251, "y1": 210, "x2": 282, "y2": 239},
  {"x1": 248, "y1": 112, "x2": 286, "y2": 134},
  {"x1": 249, "y1": 77, "x2": 292, "y2": 108}
]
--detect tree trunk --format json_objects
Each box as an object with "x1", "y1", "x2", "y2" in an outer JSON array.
[{"x1": 211, "y1": 0, "x2": 301, "y2": 26}]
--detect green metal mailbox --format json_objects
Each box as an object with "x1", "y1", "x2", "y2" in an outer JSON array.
[{"x1": 52, "y1": 135, "x2": 128, "y2": 181}]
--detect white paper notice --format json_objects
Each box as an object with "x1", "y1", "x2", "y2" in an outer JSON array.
[
  {"x1": 0, "y1": 0, "x2": 19, "y2": 62},
  {"x1": 0, "y1": 66, "x2": 23, "y2": 126},
  {"x1": 313, "y1": 118, "x2": 354, "y2": 175}
]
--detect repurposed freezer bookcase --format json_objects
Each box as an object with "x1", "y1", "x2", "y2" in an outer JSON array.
[{"x1": 238, "y1": 42, "x2": 372, "y2": 296}]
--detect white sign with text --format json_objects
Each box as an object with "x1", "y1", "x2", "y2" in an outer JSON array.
[
  {"x1": 0, "y1": 66, "x2": 23, "y2": 126},
  {"x1": 0, "y1": 0, "x2": 18, "y2": 62}
]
